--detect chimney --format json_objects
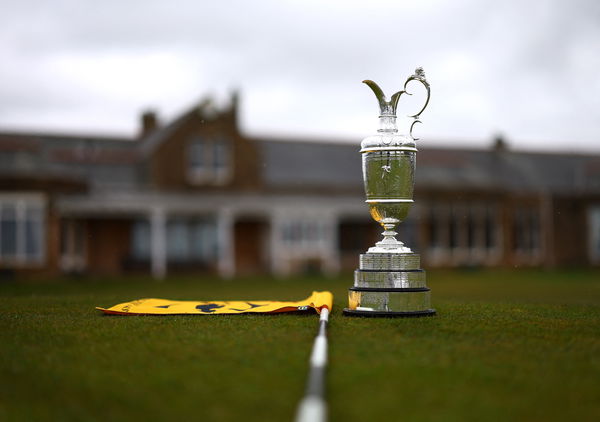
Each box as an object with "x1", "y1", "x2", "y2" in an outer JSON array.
[
  {"x1": 139, "y1": 110, "x2": 159, "y2": 139},
  {"x1": 492, "y1": 133, "x2": 508, "y2": 152},
  {"x1": 229, "y1": 90, "x2": 239, "y2": 123}
]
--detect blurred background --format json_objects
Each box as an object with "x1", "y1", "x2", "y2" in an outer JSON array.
[{"x1": 0, "y1": 0, "x2": 599, "y2": 279}]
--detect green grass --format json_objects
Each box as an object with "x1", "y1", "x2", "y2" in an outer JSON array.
[{"x1": 1, "y1": 269, "x2": 599, "y2": 421}]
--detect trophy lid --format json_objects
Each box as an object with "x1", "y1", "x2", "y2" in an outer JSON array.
[{"x1": 360, "y1": 67, "x2": 430, "y2": 153}]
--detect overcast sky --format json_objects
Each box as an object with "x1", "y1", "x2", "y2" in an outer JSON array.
[{"x1": 1, "y1": 0, "x2": 599, "y2": 152}]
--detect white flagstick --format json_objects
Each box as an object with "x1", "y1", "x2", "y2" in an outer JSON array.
[{"x1": 295, "y1": 307, "x2": 329, "y2": 422}]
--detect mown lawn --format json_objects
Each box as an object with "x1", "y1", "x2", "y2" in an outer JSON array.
[{"x1": 1, "y1": 269, "x2": 599, "y2": 421}]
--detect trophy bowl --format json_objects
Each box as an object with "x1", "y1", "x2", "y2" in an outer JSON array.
[{"x1": 363, "y1": 149, "x2": 415, "y2": 228}]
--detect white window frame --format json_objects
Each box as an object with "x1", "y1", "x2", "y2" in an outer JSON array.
[{"x1": 0, "y1": 193, "x2": 46, "y2": 267}]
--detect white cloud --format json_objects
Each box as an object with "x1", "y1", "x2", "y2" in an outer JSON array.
[{"x1": 0, "y1": 0, "x2": 598, "y2": 151}]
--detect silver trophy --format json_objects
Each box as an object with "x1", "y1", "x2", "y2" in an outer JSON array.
[{"x1": 343, "y1": 68, "x2": 436, "y2": 317}]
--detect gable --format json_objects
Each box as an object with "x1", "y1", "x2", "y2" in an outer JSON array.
[{"x1": 147, "y1": 107, "x2": 261, "y2": 192}]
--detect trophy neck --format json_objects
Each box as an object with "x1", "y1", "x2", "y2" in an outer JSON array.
[{"x1": 377, "y1": 115, "x2": 398, "y2": 133}]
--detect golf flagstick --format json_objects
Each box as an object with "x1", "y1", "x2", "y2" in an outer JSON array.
[{"x1": 295, "y1": 307, "x2": 329, "y2": 422}]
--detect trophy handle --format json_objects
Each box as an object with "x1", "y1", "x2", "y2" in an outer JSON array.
[
  {"x1": 403, "y1": 67, "x2": 430, "y2": 119},
  {"x1": 409, "y1": 119, "x2": 422, "y2": 140},
  {"x1": 404, "y1": 67, "x2": 430, "y2": 140}
]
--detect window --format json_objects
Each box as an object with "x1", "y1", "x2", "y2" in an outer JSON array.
[
  {"x1": 166, "y1": 218, "x2": 217, "y2": 263},
  {"x1": 589, "y1": 206, "x2": 600, "y2": 263},
  {"x1": 428, "y1": 208, "x2": 442, "y2": 248},
  {"x1": 513, "y1": 206, "x2": 540, "y2": 255},
  {"x1": 426, "y1": 201, "x2": 500, "y2": 264},
  {"x1": 189, "y1": 141, "x2": 206, "y2": 173},
  {"x1": 167, "y1": 219, "x2": 189, "y2": 261},
  {"x1": 484, "y1": 207, "x2": 497, "y2": 250},
  {"x1": 448, "y1": 208, "x2": 459, "y2": 250},
  {"x1": 0, "y1": 195, "x2": 45, "y2": 265},
  {"x1": 213, "y1": 142, "x2": 228, "y2": 174},
  {"x1": 25, "y1": 208, "x2": 43, "y2": 257},
  {"x1": 188, "y1": 136, "x2": 232, "y2": 185},
  {"x1": 0, "y1": 204, "x2": 17, "y2": 259},
  {"x1": 130, "y1": 217, "x2": 217, "y2": 263},
  {"x1": 281, "y1": 220, "x2": 326, "y2": 247},
  {"x1": 190, "y1": 221, "x2": 215, "y2": 260},
  {"x1": 131, "y1": 220, "x2": 151, "y2": 260}
]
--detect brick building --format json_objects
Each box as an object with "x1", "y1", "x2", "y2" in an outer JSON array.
[{"x1": 1, "y1": 94, "x2": 599, "y2": 279}]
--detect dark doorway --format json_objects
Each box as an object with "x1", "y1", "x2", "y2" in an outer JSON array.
[
  {"x1": 234, "y1": 218, "x2": 268, "y2": 275},
  {"x1": 86, "y1": 218, "x2": 132, "y2": 275}
]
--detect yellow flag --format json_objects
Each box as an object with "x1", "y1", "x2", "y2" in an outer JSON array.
[{"x1": 97, "y1": 291, "x2": 333, "y2": 316}]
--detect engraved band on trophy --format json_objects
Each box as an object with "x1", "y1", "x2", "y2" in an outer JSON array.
[{"x1": 343, "y1": 67, "x2": 436, "y2": 317}]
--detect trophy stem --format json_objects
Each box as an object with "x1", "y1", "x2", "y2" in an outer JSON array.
[{"x1": 381, "y1": 222, "x2": 399, "y2": 245}]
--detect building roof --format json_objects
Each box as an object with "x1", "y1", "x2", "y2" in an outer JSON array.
[
  {"x1": 256, "y1": 138, "x2": 362, "y2": 191},
  {"x1": 1, "y1": 107, "x2": 599, "y2": 197},
  {"x1": 0, "y1": 131, "x2": 139, "y2": 190},
  {"x1": 256, "y1": 136, "x2": 600, "y2": 195}
]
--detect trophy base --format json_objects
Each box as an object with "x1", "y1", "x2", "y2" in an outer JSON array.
[
  {"x1": 345, "y1": 252, "x2": 435, "y2": 316},
  {"x1": 342, "y1": 308, "x2": 436, "y2": 318}
]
